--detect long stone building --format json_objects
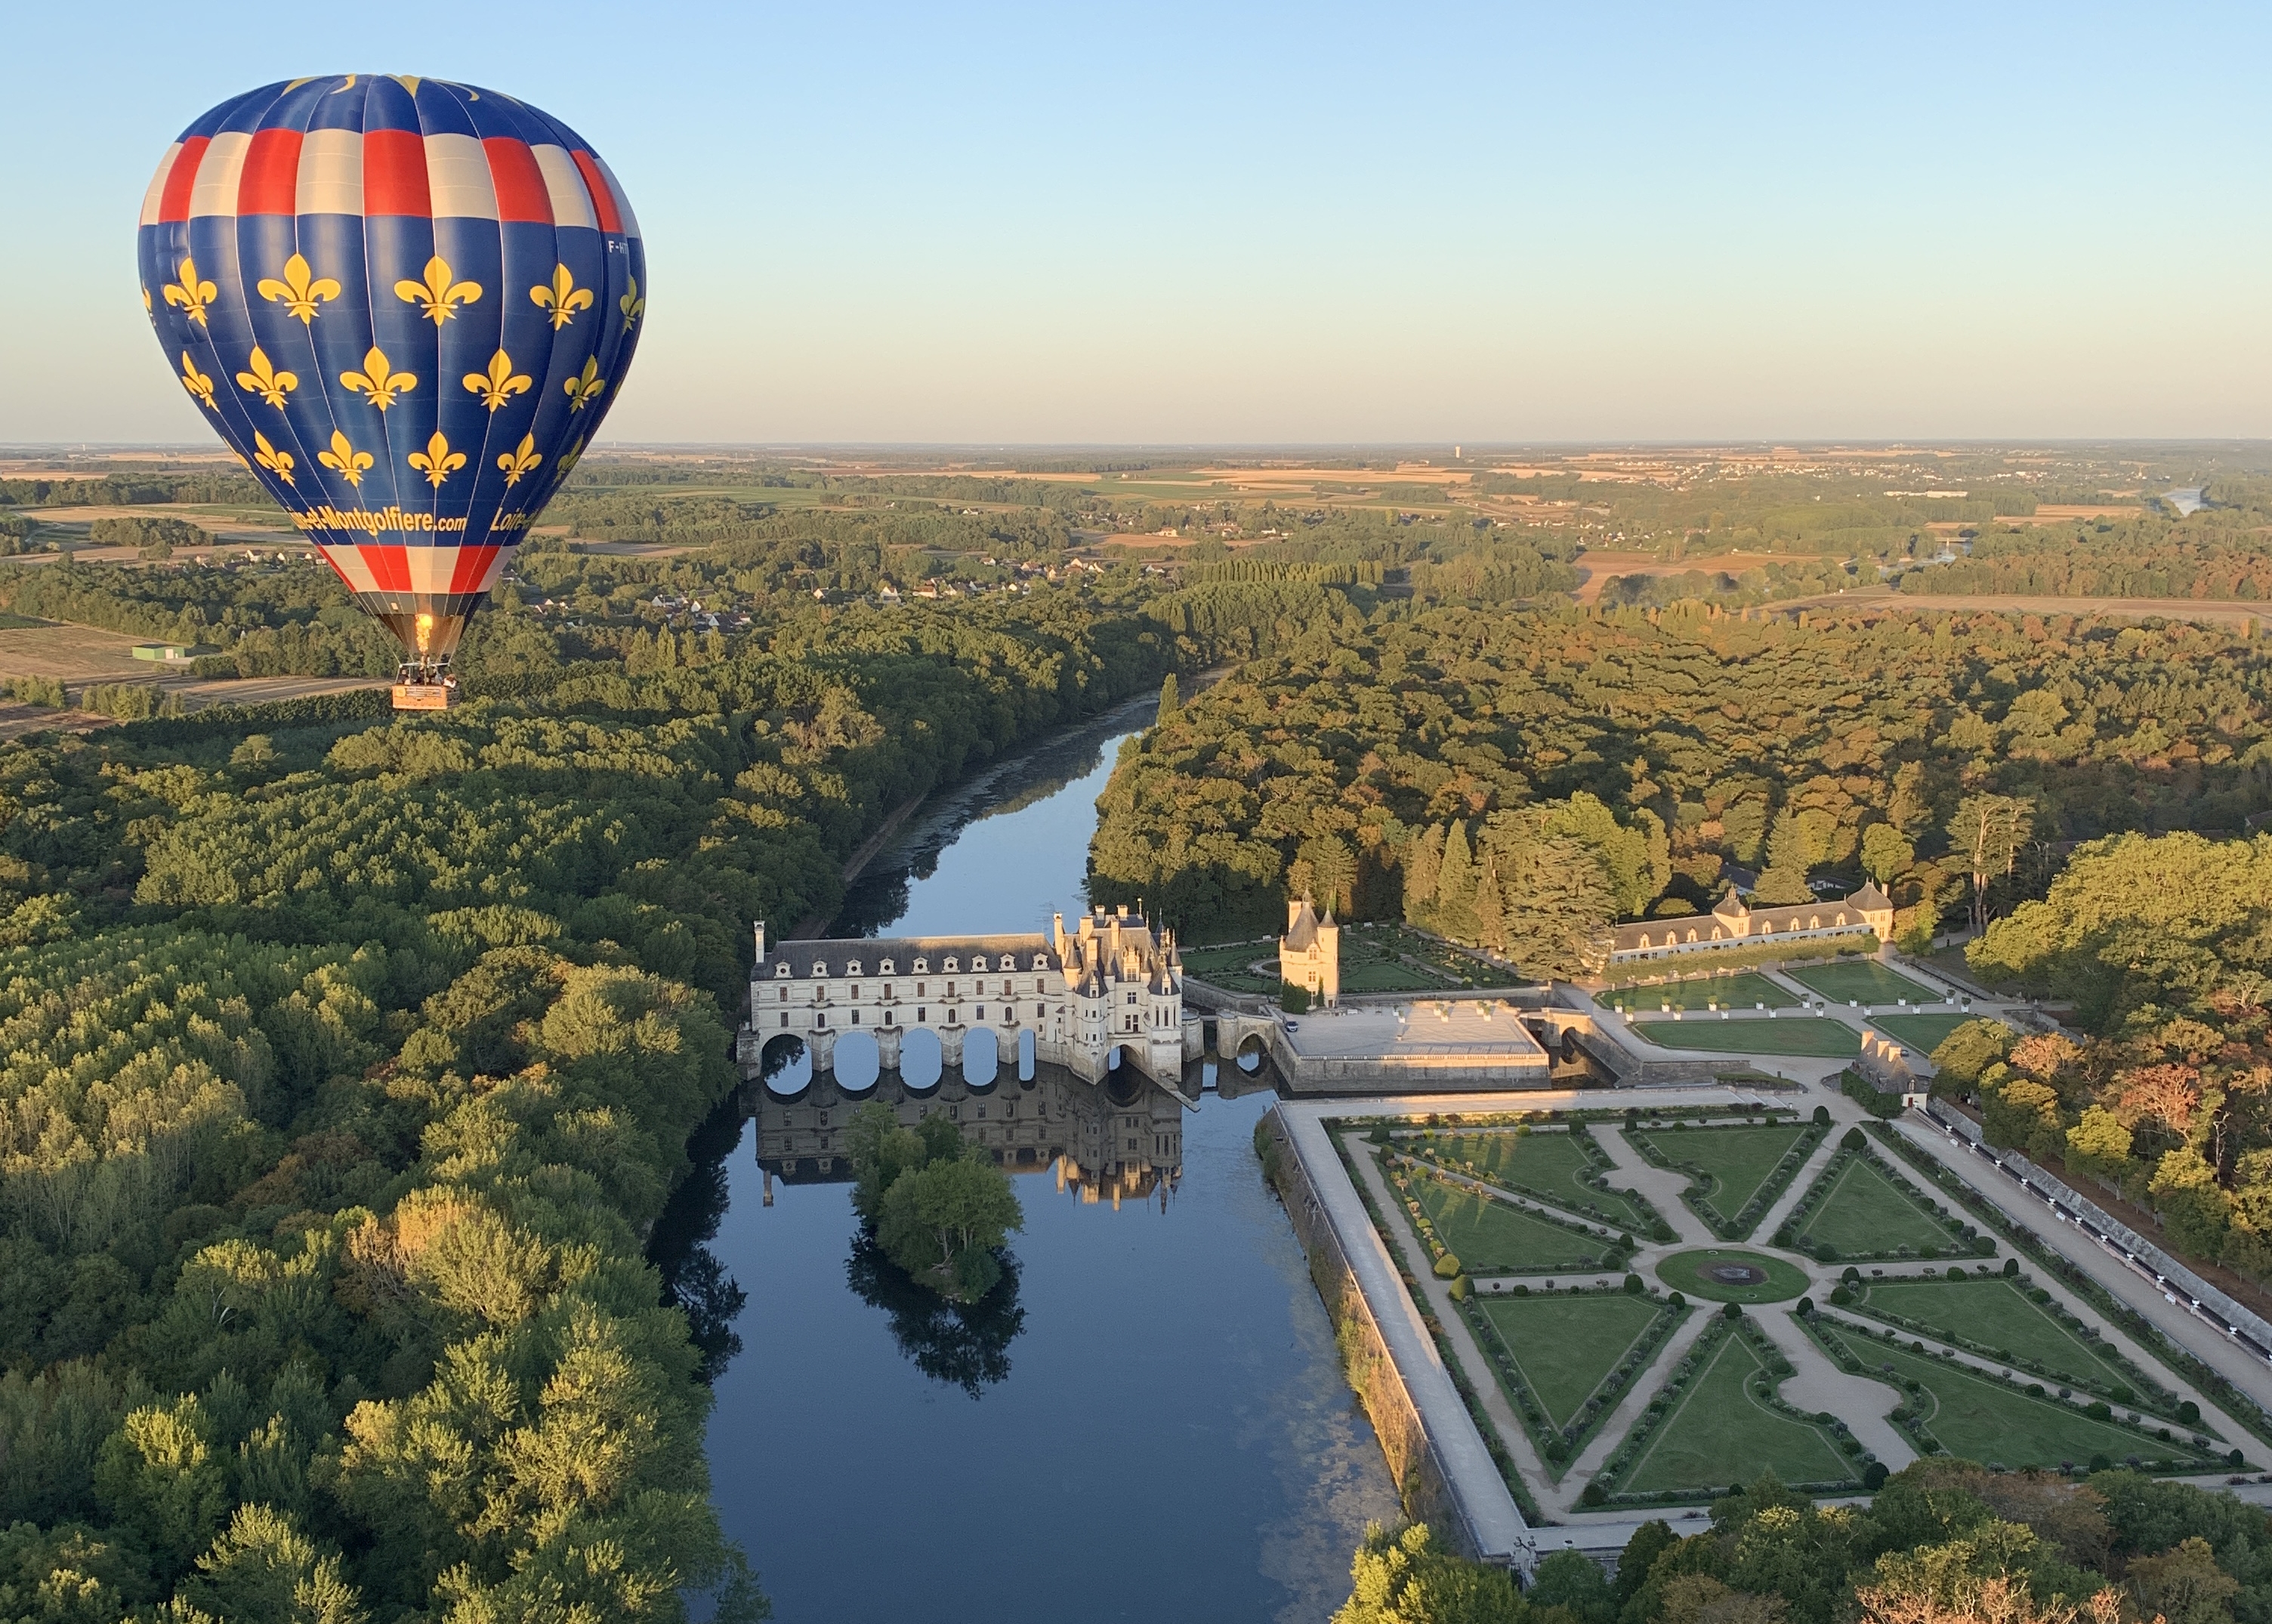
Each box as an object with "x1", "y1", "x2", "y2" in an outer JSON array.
[
  {"x1": 739, "y1": 904, "x2": 1201, "y2": 1087},
  {"x1": 1606, "y1": 881, "x2": 1895, "y2": 966}
]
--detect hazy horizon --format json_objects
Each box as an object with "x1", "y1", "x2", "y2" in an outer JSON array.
[{"x1": 8, "y1": 2, "x2": 2267, "y2": 446}]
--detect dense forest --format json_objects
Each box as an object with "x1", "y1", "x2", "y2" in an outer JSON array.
[
  {"x1": 1091, "y1": 601, "x2": 2272, "y2": 961},
  {"x1": 1342, "y1": 1463, "x2": 2272, "y2": 1624},
  {"x1": 0, "y1": 586, "x2": 1175, "y2": 1620},
  {"x1": 1934, "y1": 828, "x2": 2272, "y2": 1293}
]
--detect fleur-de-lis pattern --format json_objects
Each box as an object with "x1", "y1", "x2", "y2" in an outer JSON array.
[
  {"x1": 395, "y1": 256, "x2": 483, "y2": 324},
  {"x1": 256, "y1": 254, "x2": 341, "y2": 325},
  {"x1": 341, "y1": 347, "x2": 416, "y2": 410},
  {"x1": 138, "y1": 75, "x2": 648, "y2": 657},
  {"x1": 235, "y1": 347, "x2": 298, "y2": 409},
  {"x1": 530, "y1": 264, "x2": 594, "y2": 330},
  {"x1": 317, "y1": 431, "x2": 374, "y2": 488},
  {"x1": 497, "y1": 434, "x2": 543, "y2": 487},
  {"x1": 563, "y1": 357, "x2": 607, "y2": 411},
  {"x1": 179, "y1": 351, "x2": 216, "y2": 409},
  {"x1": 464, "y1": 350, "x2": 532, "y2": 412},
  {"x1": 407, "y1": 432, "x2": 467, "y2": 489},
  {"x1": 252, "y1": 431, "x2": 296, "y2": 486},
  {"x1": 163, "y1": 258, "x2": 217, "y2": 326}
]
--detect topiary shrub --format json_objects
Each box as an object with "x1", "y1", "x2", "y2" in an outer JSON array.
[{"x1": 1434, "y1": 1252, "x2": 1463, "y2": 1279}]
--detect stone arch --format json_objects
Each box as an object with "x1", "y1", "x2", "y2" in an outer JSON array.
[
  {"x1": 832, "y1": 1030, "x2": 880, "y2": 1092},
  {"x1": 962, "y1": 1027, "x2": 999, "y2": 1088},
  {"x1": 898, "y1": 1027, "x2": 943, "y2": 1091}
]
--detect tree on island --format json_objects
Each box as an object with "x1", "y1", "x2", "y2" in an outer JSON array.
[{"x1": 847, "y1": 1101, "x2": 1023, "y2": 1301}]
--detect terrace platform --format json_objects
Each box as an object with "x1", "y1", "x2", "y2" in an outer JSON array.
[{"x1": 1225, "y1": 1000, "x2": 1554, "y2": 1092}]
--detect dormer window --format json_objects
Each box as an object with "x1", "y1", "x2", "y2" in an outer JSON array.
[
  {"x1": 972, "y1": 955, "x2": 989, "y2": 971},
  {"x1": 943, "y1": 957, "x2": 958, "y2": 972},
  {"x1": 774, "y1": 962, "x2": 791, "y2": 978},
  {"x1": 879, "y1": 959, "x2": 895, "y2": 974},
  {"x1": 846, "y1": 960, "x2": 862, "y2": 976},
  {"x1": 1034, "y1": 954, "x2": 1051, "y2": 969},
  {"x1": 813, "y1": 962, "x2": 829, "y2": 977},
  {"x1": 913, "y1": 958, "x2": 928, "y2": 973}
]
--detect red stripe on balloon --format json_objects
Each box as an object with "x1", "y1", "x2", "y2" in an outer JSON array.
[
  {"x1": 570, "y1": 150, "x2": 622, "y2": 233},
  {"x1": 363, "y1": 130, "x2": 431, "y2": 217},
  {"x1": 361, "y1": 545, "x2": 412, "y2": 591},
  {"x1": 449, "y1": 543, "x2": 500, "y2": 594},
  {"x1": 236, "y1": 128, "x2": 304, "y2": 216},
  {"x1": 483, "y1": 138, "x2": 551, "y2": 224},
  {"x1": 158, "y1": 135, "x2": 209, "y2": 223}
]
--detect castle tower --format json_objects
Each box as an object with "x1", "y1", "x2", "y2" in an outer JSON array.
[{"x1": 1278, "y1": 894, "x2": 1340, "y2": 1007}]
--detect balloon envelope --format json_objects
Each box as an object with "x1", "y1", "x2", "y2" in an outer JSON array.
[{"x1": 137, "y1": 75, "x2": 644, "y2": 680}]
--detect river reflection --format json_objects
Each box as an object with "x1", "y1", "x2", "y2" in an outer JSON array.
[{"x1": 682, "y1": 700, "x2": 1400, "y2": 1622}]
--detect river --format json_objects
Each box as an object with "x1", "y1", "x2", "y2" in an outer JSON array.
[{"x1": 673, "y1": 698, "x2": 1400, "y2": 1622}]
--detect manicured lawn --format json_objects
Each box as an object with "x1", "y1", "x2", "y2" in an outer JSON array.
[
  {"x1": 1847, "y1": 1338, "x2": 2220, "y2": 1471},
  {"x1": 1629, "y1": 1123, "x2": 1812, "y2": 1217},
  {"x1": 1339, "y1": 957, "x2": 1452, "y2": 992},
  {"x1": 1478, "y1": 1292, "x2": 1663, "y2": 1429},
  {"x1": 1872, "y1": 1014, "x2": 1974, "y2": 1053},
  {"x1": 1795, "y1": 1157, "x2": 1952, "y2": 1257},
  {"x1": 1629, "y1": 1018, "x2": 1861, "y2": 1057},
  {"x1": 1410, "y1": 1175, "x2": 1617, "y2": 1274},
  {"x1": 1858, "y1": 1279, "x2": 2135, "y2": 1393},
  {"x1": 1621, "y1": 1332, "x2": 1851, "y2": 1494},
  {"x1": 1607, "y1": 972, "x2": 1798, "y2": 1012},
  {"x1": 1789, "y1": 960, "x2": 1939, "y2": 1005},
  {"x1": 1178, "y1": 943, "x2": 1276, "y2": 993},
  {"x1": 1655, "y1": 1249, "x2": 1810, "y2": 1304},
  {"x1": 1432, "y1": 1129, "x2": 1660, "y2": 1233}
]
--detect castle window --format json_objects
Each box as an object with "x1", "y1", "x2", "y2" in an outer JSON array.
[
  {"x1": 774, "y1": 962, "x2": 791, "y2": 978},
  {"x1": 913, "y1": 958, "x2": 928, "y2": 973},
  {"x1": 813, "y1": 962, "x2": 829, "y2": 977},
  {"x1": 879, "y1": 959, "x2": 894, "y2": 974},
  {"x1": 917, "y1": 983, "x2": 925, "y2": 997},
  {"x1": 973, "y1": 956, "x2": 989, "y2": 971},
  {"x1": 847, "y1": 961, "x2": 862, "y2": 976},
  {"x1": 1685, "y1": 930, "x2": 1697, "y2": 944},
  {"x1": 1808, "y1": 915, "x2": 1820, "y2": 930},
  {"x1": 778, "y1": 986, "x2": 787, "y2": 1002},
  {"x1": 1639, "y1": 934, "x2": 1652, "y2": 949},
  {"x1": 1711, "y1": 928, "x2": 1723, "y2": 940},
  {"x1": 943, "y1": 957, "x2": 958, "y2": 972},
  {"x1": 1835, "y1": 914, "x2": 1847, "y2": 927}
]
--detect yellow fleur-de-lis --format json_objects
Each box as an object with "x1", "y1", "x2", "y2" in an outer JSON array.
[
  {"x1": 179, "y1": 351, "x2": 216, "y2": 409},
  {"x1": 395, "y1": 256, "x2": 482, "y2": 324},
  {"x1": 234, "y1": 346, "x2": 298, "y2": 409},
  {"x1": 252, "y1": 431, "x2": 296, "y2": 486},
  {"x1": 340, "y1": 347, "x2": 416, "y2": 410},
  {"x1": 529, "y1": 264, "x2": 594, "y2": 331},
  {"x1": 141, "y1": 287, "x2": 152, "y2": 312},
  {"x1": 619, "y1": 275, "x2": 644, "y2": 333},
  {"x1": 556, "y1": 436, "x2": 586, "y2": 477},
  {"x1": 496, "y1": 434, "x2": 544, "y2": 487},
  {"x1": 255, "y1": 254, "x2": 340, "y2": 325},
  {"x1": 407, "y1": 431, "x2": 466, "y2": 489},
  {"x1": 563, "y1": 357, "x2": 607, "y2": 412},
  {"x1": 317, "y1": 431, "x2": 374, "y2": 488},
  {"x1": 463, "y1": 350, "x2": 532, "y2": 412},
  {"x1": 163, "y1": 257, "x2": 217, "y2": 326}
]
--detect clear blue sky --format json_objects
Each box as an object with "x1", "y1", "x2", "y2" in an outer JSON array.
[{"x1": 7, "y1": 2, "x2": 2267, "y2": 446}]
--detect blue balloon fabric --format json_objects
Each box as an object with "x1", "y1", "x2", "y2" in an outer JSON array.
[{"x1": 137, "y1": 75, "x2": 644, "y2": 676}]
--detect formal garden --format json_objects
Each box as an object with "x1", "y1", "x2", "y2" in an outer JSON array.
[
  {"x1": 1395, "y1": 1159, "x2": 1633, "y2": 1276},
  {"x1": 1606, "y1": 971, "x2": 1798, "y2": 1011},
  {"x1": 1869, "y1": 1011, "x2": 1974, "y2": 1051},
  {"x1": 1777, "y1": 1135, "x2": 1992, "y2": 1261},
  {"x1": 1465, "y1": 1286, "x2": 1687, "y2": 1476},
  {"x1": 1623, "y1": 1116, "x2": 1827, "y2": 1238},
  {"x1": 1805, "y1": 1314, "x2": 2232, "y2": 1474},
  {"x1": 1787, "y1": 959, "x2": 1940, "y2": 1005},
  {"x1": 1397, "y1": 1123, "x2": 1670, "y2": 1237},
  {"x1": 1628, "y1": 1016, "x2": 1863, "y2": 1057},
  {"x1": 1597, "y1": 1314, "x2": 1864, "y2": 1502}
]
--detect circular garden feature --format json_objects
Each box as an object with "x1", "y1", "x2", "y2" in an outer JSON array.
[{"x1": 1656, "y1": 1248, "x2": 1810, "y2": 1304}]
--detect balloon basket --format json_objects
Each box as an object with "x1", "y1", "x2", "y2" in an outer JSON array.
[{"x1": 390, "y1": 680, "x2": 458, "y2": 712}]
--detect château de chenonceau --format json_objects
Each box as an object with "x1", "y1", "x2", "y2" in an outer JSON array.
[{"x1": 738, "y1": 904, "x2": 1201, "y2": 1088}]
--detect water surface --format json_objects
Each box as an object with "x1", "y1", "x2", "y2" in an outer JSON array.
[{"x1": 693, "y1": 702, "x2": 1400, "y2": 1622}]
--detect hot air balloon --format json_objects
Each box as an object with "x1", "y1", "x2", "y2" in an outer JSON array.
[{"x1": 137, "y1": 75, "x2": 644, "y2": 709}]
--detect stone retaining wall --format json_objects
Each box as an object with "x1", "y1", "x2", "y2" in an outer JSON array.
[{"x1": 1255, "y1": 1107, "x2": 1474, "y2": 1552}]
